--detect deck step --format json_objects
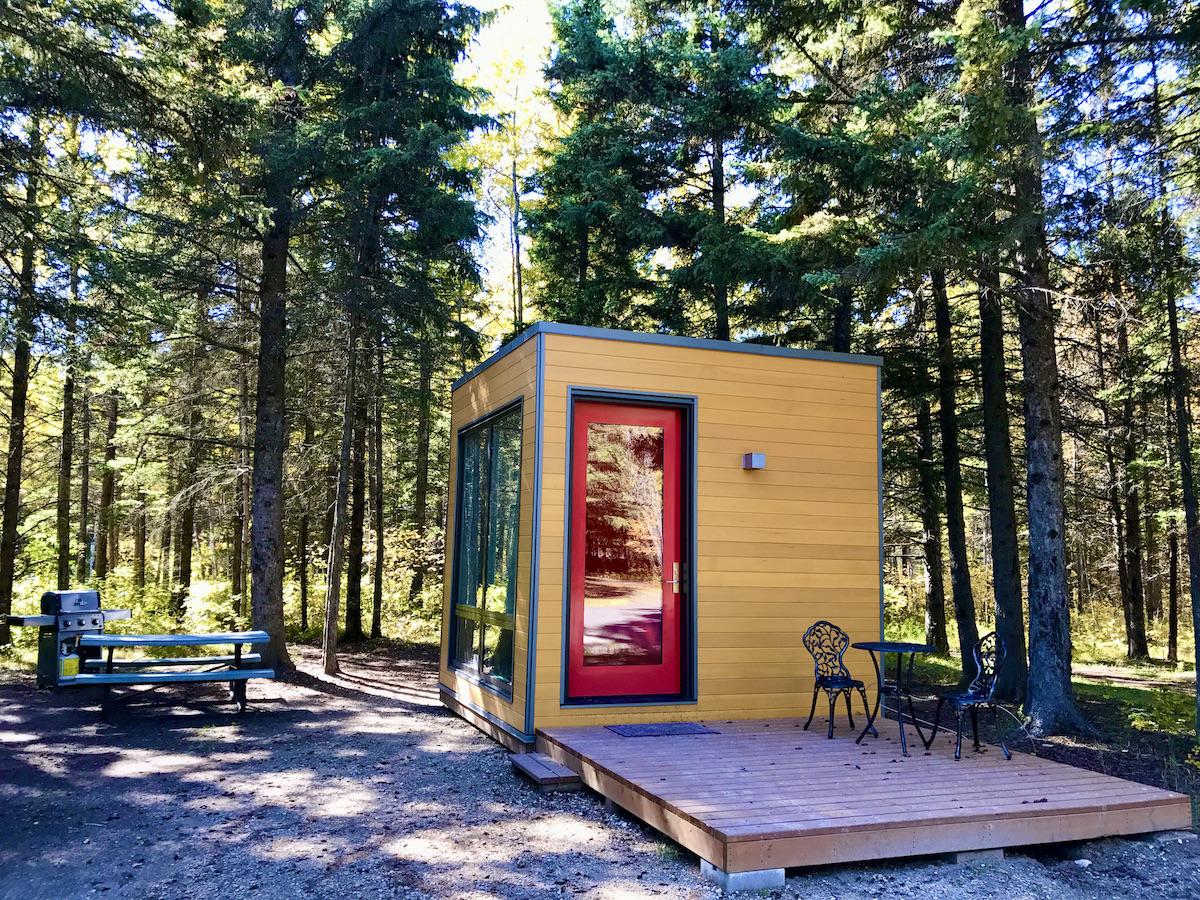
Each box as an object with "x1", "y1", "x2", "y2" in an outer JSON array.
[{"x1": 511, "y1": 752, "x2": 582, "y2": 792}]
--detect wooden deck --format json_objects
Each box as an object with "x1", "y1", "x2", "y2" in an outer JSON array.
[{"x1": 537, "y1": 717, "x2": 1193, "y2": 875}]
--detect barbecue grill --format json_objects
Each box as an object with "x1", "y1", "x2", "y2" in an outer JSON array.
[{"x1": 7, "y1": 590, "x2": 131, "y2": 687}]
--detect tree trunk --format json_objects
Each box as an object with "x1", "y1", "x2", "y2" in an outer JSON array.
[
  {"x1": 57, "y1": 121, "x2": 82, "y2": 591},
  {"x1": 323, "y1": 328, "x2": 359, "y2": 675},
  {"x1": 108, "y1": 484, "x2": 120, "y2": 573},
  {"x1": 94, "y1": 396, "x2": 118, "y2": 581},
  {"x1": 916, "y1": 400, "x2": 950, "y2": 655},
  {"x1": 931, "y1": 269, "x2": 979, "y2": 670},
  {"x1": 978, "y1": 263, "x2": 1027, "y2": 699},
  {"x1": 407, "y1": 345, "x2": 433, "y2": 605},
  {"x1": 251, "y1": 166, "x2": 294, "y2": 673},
  {"x1": 511, "y1": 158, "x2": 524, "y2": 328},
  {"x1": 343, "y1": 371, "x2": 368, "y2": 644},
  {"x1": 0, "y1": 123, "x2": 40, "y2": 644},
  {"x1": 1167, "y1": 512, "x2": 1179, "y2": 665},
  {"x1": 231, "y1": 505, "x2": 244, "y2": 615},
  {"x1": 1163, "y1": 272, "x2": 1200, "y2": 734},
  {"x1": 56, "y1": 309, "x2": 76, "y2": 590},
  {"x1": 1165, "y1": 397, "x2": 1180, "y2": 664},
  {"x1": 999, "y1": 0, "x2": 1087, "y2": 735},
  {"x1": 299, "y1": 414, "x2": 314, "y2": 632},
  {"x1": 133, "y1": 490, "x2": 146, "y2": 592},
  {"x1": 298, "y1": 516, "x2": 310, "y2": 631},
  {"x1": 1117, "y1": 323, "x2": 1150, "y2": 659},
  {"x1": 1119, "y1": 456, "x2": 1150, "y2": 658},
  {"x1": 1143, "y1": 460, "x2": 1162, "y2": 621},
  {"x1": 370, "y1": 342, "x2": 384, "y2": 639},
  {"x1": 76, "y1": 380, "x2": 92, "y2": 582},
  {"x1": 323, "y1": 458, "x2": 337, "y2": 555},
  {"x1": 1150, "y1": 45, "x2": 1191, "y2": 679},
  {"x1": 832, "y1": 285, "x2": 853, "y2": 354},
  {"x1": 157, "y1": 472, "x2": 171, "y2": 589},
  {"x1": 1094, "y1": 313, "x2": 1135, "y2": 643},
  {"x1": 1015, "y1": 269, "x2": 1083, "y2": 733},
  {"x1": 172, "y1": 493, "x2": 195, "y2": 616},
  {"x1": 233, "y1": 357, "x2": 251, "y2": 616},
  {"x1": 172, "y1": 348, "x2": 203, "y2": 616},
  {"x1": 711, "y1": 133, "x2": 730, "y2": 341}
]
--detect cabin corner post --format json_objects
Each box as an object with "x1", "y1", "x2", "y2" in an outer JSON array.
[{"x1": 524, "y1": 330, "x2": 546, "y2": 738}]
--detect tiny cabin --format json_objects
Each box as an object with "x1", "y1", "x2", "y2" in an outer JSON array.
[{"x1": 438, "y1": 322, "x2": 883, "y2": 751}]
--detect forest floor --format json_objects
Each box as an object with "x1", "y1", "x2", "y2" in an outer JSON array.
[{"x1": 1, "y1": 642, "x2": 1198, "y2": 900}]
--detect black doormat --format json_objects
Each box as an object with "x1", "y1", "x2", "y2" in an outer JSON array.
[{"x1": 605, "y1": 722, "x2": 719, "y2": 737}]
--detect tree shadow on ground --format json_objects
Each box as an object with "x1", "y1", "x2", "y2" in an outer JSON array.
[{"x1": 0, "y1": 645, "x2": 692, "y2": 900}]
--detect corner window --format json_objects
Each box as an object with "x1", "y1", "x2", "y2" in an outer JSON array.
[{"x1": 450, "y1": 403, "x2": 521, "y2": 693}]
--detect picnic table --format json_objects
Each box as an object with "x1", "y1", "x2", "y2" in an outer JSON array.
[{"x1": 61, "y1": 631, "x2": 275, "y2": 715}]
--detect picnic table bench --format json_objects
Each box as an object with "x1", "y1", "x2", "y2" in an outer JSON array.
[{"x1": 61, "y1": 631, "x2": 275, "y2": 714}]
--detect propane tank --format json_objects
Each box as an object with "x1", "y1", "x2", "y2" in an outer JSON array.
[{"x1": 58, "y1": 644, "x2": 80, "y2": 681}]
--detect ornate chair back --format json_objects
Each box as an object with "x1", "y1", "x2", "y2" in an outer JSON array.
[
  {"x1": 802, "y1": 620, "x2": 851, "y2": 682},
  {"x1": 968, "y1": 631, "x2": 1006, "y2": 701}
]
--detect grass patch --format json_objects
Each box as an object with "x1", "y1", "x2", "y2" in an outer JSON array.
[{"x1": 653, "y1": 840, "x2": 685, "y2": 862}]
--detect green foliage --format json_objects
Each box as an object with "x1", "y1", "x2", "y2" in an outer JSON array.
[
  {"x1": 530, "y1": 0, "x2": 785, "y2": 337},
  {"x1": 0, "y1": 0, "x2": 488, "y2": 667},
  {"x1": 1123, "y1": 688, "x2": 1196, "y2": 737}
]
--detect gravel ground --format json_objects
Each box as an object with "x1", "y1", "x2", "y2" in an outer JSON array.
[{"x1": 1, "y1": 643, "x2": 1198, "y2": 899}]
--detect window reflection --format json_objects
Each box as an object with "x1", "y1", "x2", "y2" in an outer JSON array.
[
  {"x1": 451, "y1": 406, "x2": 521, "y2": 692},
  {"x1": 582, "y1": 423, "x2": 665, "y2": 666}
]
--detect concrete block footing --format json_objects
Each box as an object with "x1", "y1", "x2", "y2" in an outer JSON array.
[{"x1": 699, "y1": 860, "x2": 785, "y2": 892}]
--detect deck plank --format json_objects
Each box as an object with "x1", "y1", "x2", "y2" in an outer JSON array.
[{"x1": 537, "y1": 717, "x2": 1193, "y2": 873}]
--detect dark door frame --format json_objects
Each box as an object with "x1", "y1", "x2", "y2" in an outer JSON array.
[{"x1": 559, "y1": 386, "x2": 698, "y2": 707}]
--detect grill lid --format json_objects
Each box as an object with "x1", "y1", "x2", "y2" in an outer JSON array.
[{"x1": 41, "y1": 590, "x2": 102, "y2": 614}]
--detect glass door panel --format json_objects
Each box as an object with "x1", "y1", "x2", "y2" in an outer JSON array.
[{"x1": 582, "y1": 422, "x2": 666, "y2": 666}]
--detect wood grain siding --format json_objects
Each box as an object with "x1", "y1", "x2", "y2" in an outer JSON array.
[
  {"x1": 439, "y1": 338, "x2": 537, "y2": 735},
  {"x1": 535, "y1": 332, "x2": 881, "y2": 728}
]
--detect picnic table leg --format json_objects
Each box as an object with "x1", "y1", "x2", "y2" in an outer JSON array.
[
  {"x1": 100, "y1": 647, "x2": 115, "y2": 718},
  {"x1": 230, "y1": 643, "x2": 242, "y2": 702},
  {"x1": 233, "y1": 643, "x2": 247, "y2": 713}
]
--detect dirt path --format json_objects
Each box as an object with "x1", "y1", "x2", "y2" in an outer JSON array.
[
  {"x1": 1, "y1": 644, "x2": 1197, "y2": 899},
  {"x1": 1071, "y1": 661, "x2": 1196, "y2": 691}
]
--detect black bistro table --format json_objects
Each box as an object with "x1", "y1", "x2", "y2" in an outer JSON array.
[{"x1": 851, "y1": 640, "x2": 935, "y2": 757}]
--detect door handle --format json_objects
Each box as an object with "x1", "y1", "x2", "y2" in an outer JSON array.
[{"x1": 664, "y1": 562, "x2": 681, "y2": 594}]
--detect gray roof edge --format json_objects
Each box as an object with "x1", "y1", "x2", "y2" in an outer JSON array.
[{"x1": 451, "y1": 321, "x2": 883, "y2": 391}]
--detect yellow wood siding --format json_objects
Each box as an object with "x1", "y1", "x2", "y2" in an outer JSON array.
[
  {"x1": 533, "y1": 333, "x2": 881, "y2": 728},
  {"x1": 439, "y1": 338, "x2": 537, "y2": 735}
]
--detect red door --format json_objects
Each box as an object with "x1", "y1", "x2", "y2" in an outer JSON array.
[{"x1": 567, "y1": 401, "x2": 683, "y2": 699}]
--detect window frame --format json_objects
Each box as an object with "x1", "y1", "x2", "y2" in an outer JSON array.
[{"x1": 449, "y1": 399, "x2": 523, "y2": 697}]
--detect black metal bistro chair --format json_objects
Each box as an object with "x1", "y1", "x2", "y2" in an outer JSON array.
[
  {"x1": 802, "y1": 620, "x2": 873, "y2": 739},
  {"x1": 930, "y1": 631, "x2": 1031, "y2": 760}
]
